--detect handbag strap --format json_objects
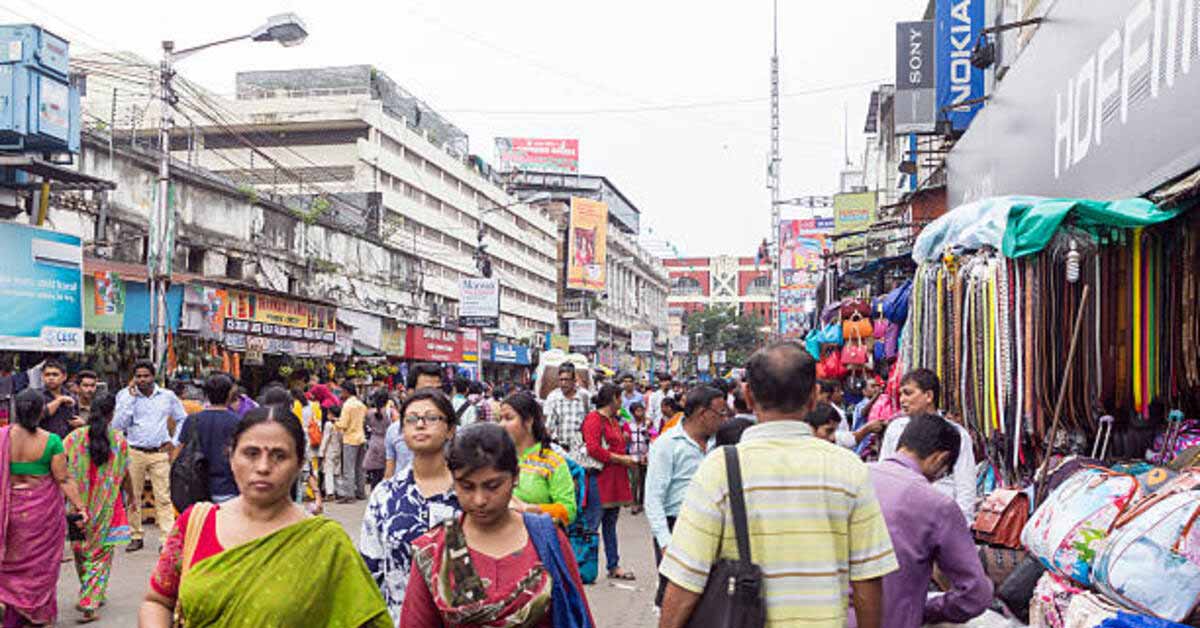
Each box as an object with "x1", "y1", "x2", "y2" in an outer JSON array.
[{"x1": 723, "y1": 446, "x2": 752, "y2": 565}]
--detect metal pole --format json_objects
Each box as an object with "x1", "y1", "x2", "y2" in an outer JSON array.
[
  {"x1": 768, "y1": 0, "x2": 782, "y2": 339},
  {"x1": 151, "y1": 41, "x2": 174, "y2": 373}
]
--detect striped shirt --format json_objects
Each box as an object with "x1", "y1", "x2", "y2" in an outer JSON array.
[{"x1": 660, "y1": 420, "x2": 898, "y2": 627}]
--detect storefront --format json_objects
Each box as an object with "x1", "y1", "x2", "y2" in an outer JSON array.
[
  {"x1": 402, "y1": 325, "x2": 463, "y2": 385},
  {"x1": 484, "y1": 341, "x2": 533, "y2": 385}
]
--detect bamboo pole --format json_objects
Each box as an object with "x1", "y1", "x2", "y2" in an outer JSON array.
[{"x1": 1035, "y1": 285, "x2": 1091, "y2": 504}]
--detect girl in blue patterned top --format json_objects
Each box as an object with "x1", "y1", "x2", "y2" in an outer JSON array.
[{"x1": 358, "y1": 389, "x2": 461, "y2": 623}]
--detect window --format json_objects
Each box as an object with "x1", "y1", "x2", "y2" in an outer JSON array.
[
  {"x1": 187, "y1": 247, "x2": 206, "y2": 273},
  {"x1": 745, "y1": 275, "x2": 773, "y2": 296},
  {"x1": 670, "y1": 276, "x2": 703, "y2": 297},
  {"x1": 226, "y1": 257, "x2": 244, "y2": 280}
]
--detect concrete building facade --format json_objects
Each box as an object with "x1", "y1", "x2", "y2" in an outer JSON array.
[{"x1": 664, "y1": 256, "x2": 772, "y2": 320}]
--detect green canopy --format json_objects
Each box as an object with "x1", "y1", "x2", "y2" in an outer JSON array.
[{"x1": 1001, "y1": 197, "x2": 1182, "y2": 258}]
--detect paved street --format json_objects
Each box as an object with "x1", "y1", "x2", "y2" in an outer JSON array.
[{"x1": 54, "y1": 502, "x2": 661, "y2": 627}]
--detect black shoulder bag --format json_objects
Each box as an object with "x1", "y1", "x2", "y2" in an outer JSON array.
[
  {"x1": 686, "y1": 446, "x2": 766, "y2": 628},
  {"x1": 169, "y1": 417, "x2": 211, "y2": 513}
]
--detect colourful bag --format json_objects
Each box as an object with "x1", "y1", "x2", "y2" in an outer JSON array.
[
  {"x1": 1022, "y1": 466, "x2": 1142, "y2": 586},
  {"x1": 881, "y1": 280, "x2": 912, "y2": 324},
  {"x1": 839, "y1": 299, "x2": 871, "y2": 319},
  {"x1": 1064, "y1": 591, "x2": 1120, "y2": 627},
  {"x1": 842, "y1": 313, "x2": 873, "y2": 342},
  {"x1": 816, "y1": 322, "x2": 843, "y2": 347},
  {"x1": 1030, "y1": 571, "x2": 1084, "y2": 628},
  {"x1": 1093, "y1": 491, "x2": 1200, "y2": 622},
  {"x1": 867, "y1": 393, "x2": 900, "y2": 423},
  {"x1": 804, "y1": 328, "x2": 822, "y2": 360},
  {"x1": 817, "y1": 349, "x2": 846, "y2": 380},
  {"x1": 973, "y1": 489, "x2": 1030, "y2": 549},
  {"x1": 841, "y1": 340, "x2": 869, "y2": 366}
]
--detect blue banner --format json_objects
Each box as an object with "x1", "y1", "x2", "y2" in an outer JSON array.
[
  {"x1": 0, "y1": 222, "x2": 83, "y2": 352},
  {"x1": 936, "y1": 0, "x2": 985, "y2": 131},
  {"x1": 122, "y1": 282, "x2": 184, "y2": 334},
  {"x1": 489, "y1": 342, "x2": 531, "y2": 365}
]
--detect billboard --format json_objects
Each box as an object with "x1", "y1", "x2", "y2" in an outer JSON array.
[
  {"x1": 568, "y1": 319, "x2": 597, "y2": 347},
  {"x1": 0, "y1": 222, "x2": 83, "y2": 352},
  {"x1": 671, "y1": 335, "x2": 689, "y2": 354},
  {"x1": 567, "y1": 197, "x2": 608, "y2": 291},
  {"x1": 495, "y1": 137, "x2": 579, "y2": 174},
  {"x1": 778, "y1": 218, "x2": 829, "y2": 337},
  {"x1": 895, "y1": 21, "x2": 937, "y2": 133},
  {"x1": 458, "y1": 277, "x2": 500, "y2": 328},
  {"x1": 833, "y1": 192, "x2": 878, "y2": 254},
  {"x1": 936, "y1": 0, "x2": 986, "y2": 131},
  {"x1": 84, "y1": 272, "x2": 125, "y2": 333},
  {"x1": 631, "y1": 330, "x2": 653, "y2": 353}
]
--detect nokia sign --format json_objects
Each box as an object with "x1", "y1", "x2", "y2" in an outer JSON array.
[
  {"x1": 936, "y1": 0, "x2": 986, "y2": 131},
  {"x1": 948, "y1": 0, "x2": 1200, "y2": 209}
]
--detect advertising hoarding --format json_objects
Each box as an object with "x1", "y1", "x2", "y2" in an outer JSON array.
[
  {"x1": 405, "y1": 325, "x2": 463, "y2": 362},
  {"x1": 670, "y1": 335, "x2": 690, "y2": 354},
  {"x1": 936, "y1": 0, "x2": 986, "y2": 131},
  {"x1": 833, "y1": 192, "x2": 878, "y2": 254},
  {"x1": 568, "y1": 319, "x2": 597, "y2": 347},
  {"x1": 495, "y1": 137, "x2": 579, "y2": 174},
  {"x1": 0, "y1": 222, "x2": 83, "y2": 352},
  {"x1": 567, "y1": 198, "x2": 609, "y2": 291},
  {"x1": 631, "y1": 330, "x2": 653, "y2": 353},
  {"x1": 458, "y1": 277, "x2": 500, "y2": 328},
  {"x1": 895, "y1": 21, "x2": 937, "y2": 133}
]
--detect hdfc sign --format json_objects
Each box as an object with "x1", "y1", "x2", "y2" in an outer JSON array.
[{"x1": 404, "y1": 325, "x2": 463, "y2": 363}]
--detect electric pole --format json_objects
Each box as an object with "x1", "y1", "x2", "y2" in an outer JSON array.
[{"x1": 768, "y1": 0, "x2": 782, "y2": 339}]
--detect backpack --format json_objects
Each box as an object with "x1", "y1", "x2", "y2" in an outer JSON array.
[
  {"x1": 1021, "y1": 466, "x2": 1141, "y2": 586},
  {"x1": 170, "y1": 418, "x2": 211, "y2": 513},
  {"x1": 1093, "y1": 490, "x2": 1200, "y2": 622}
]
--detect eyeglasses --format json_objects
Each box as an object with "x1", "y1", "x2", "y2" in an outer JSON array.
[{"x1": 403, "y1": 414, "x2": 447, "y2": 426}]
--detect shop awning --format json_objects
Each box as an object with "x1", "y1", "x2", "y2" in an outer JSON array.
[
  {"x1": 912, "y1": 196, "x2": 1183, "y2": 262},
  {"x1": 352, "y1": 339, "x2": 383, "y2": 357}
]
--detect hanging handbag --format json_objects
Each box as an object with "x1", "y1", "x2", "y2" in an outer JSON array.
[
  {"x1": 972, "y1": 488, "x2": 1030, "y2": 549},
  {"x1": 686, "y1": 447, "x2": 766, "y2": 628},
  {"x1": 842, "y1": 312, "x2": 873, "y2": 341},
  {"x1": 839, "y1": 299, "x2": 871, "y2": 319},
  {"x1": 841, "y1": 340, "x2": 868, "y2": 366},
  {"x1": 817, "y1": 349, "x2": 846, "y2": 380}
]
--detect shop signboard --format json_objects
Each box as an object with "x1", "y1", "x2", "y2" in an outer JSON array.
[
  {"x1": 896, "y1": 20, "x2": 937, "y2": 133},
  {"x1": 698, "y1": 354, "x2": 710, "y2": 372},
  {"x1": 670, "y1": 335, "x2": 689, "y2": 354},
  {"x1": 936, "y1": 0, "x2": 986, "y2": 131},
  {"x1": 461, "y1": 328, "x2": 479, "y2": 362},
  {"x1": 567, "y1": 198, "x2": 608, "y2": 292},
  {"x1": 490, "y1": 342, "x2": 531, "y2": 365},
  {"x1": 947, "y1": 0, "x2": 1200, "y2": 208},
  {"x1": 381, "y1": 319, "x2": 406, "y2": 356},
  {"x1": 833, "y1": 192, "x2": 877, "y2": 254},
  {"x1": 713, "y1": 350, "x2": 727, "y2": 365},
  {"x1": 405, "y1": 325, "x2": 463, "y2": 363},
  {"x1": 0, "y1": 222, "x2": 83, "y2": 352},
  {"x1": 568, "y1": 318, "x2": 597, "y2": 347},
  {"x1": 495, "y1": 137, "x2": 579, "y2": 174},
  {"x1": 458, "y1": 277, "x2": 500, "y2": 328},
  {"x1": 223, "y1": 290, "x2": 337, "y2": 354},
  {"x1": 545, "y1": 332, "x2": 569, "y2": 351},
  {"x1": 84, "y1": 272, "x2": 125, "y2": 333},
  {"x1": 631, "y1": 329, "x2": 653, "y2": 353}
]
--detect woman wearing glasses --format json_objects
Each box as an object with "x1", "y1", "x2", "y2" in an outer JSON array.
[{"x1": 359, "y1": 389, "x2": 461, "y2": 624}]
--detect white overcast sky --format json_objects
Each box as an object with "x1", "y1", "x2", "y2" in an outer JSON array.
[{"x1": 5, "y1": 0, "x2": 927, "y2": 257}]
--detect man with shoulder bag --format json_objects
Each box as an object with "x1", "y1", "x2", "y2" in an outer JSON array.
[{"x1": 658, "y1": 342, "x2": 897, "y2": 628}]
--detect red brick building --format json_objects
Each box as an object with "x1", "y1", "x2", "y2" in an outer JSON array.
[{"x1": 664, "y1": 255, "x2": 772, "y2": 320}]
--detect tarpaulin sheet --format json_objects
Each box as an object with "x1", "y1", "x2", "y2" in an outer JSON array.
[{"x1": 912, "y1": 196, "x2": 1182, "y2": 262}]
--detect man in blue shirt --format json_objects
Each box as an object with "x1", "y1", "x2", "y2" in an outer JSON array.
[
  {"x1": 620, "y1": 372, "x2": 644, "y2": 412},
  {"x1": 644, "y1": 384, "x2": 727, "y2": 607},
  {"x1": 175, "y1": 373, "x2": 241, "y2": 503},
  {"x1": 113, "y1": 359, "x2": 187, "y2": 551}
]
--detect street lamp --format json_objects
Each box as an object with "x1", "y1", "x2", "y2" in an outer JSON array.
[{"x1": 148, "y1": 14, "x2": 308, "y2": 373}]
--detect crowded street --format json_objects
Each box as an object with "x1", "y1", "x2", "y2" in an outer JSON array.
[{"x1": 4, "y1": 0, "x2": 1200, "y2": 627}]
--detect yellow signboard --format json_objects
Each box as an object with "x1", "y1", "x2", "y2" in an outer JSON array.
[{"x1": 567, "y1": 197, "x2": 608, "y2": 291}]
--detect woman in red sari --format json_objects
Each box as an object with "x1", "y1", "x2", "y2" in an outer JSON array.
[
  {"x1": 401, "y1": 423, "x2": 594, "y2": 628},
  {"x1": 0, "y1": 389, "x2": 87, "y2": 627},
  {"x1": 582, "y1": 383, "x2": 637, "y2": 581}
]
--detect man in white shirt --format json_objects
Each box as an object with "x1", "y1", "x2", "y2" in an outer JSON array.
[
  {"x1": 879, "y1": 368, "x2": 977, "y2": 523},
  {"x1": 817, "y1": 379, "x2": 883, "y2": 451},
  {"x1": 647, "y1": 374, "x2": 672, "y2": 432}
]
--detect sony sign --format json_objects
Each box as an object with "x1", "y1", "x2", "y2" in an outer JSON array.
[
  {"x1": 896, "y1": 21, "x2": 937, "y2": 133},
  {"x1": 947, "y1": 0, "x2": 1200, "y2": 209},
  {"x1": 936, "y1": 0, "x2": 985, "y2": 131}
]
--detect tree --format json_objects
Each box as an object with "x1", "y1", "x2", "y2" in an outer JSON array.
[{"x1": 684, "y1": 306, "x2": 765, "y2": 374}]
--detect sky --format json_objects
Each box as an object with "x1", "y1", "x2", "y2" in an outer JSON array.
[{"x1": 3, "y1": 0, "x2": 928, "y2": 257}]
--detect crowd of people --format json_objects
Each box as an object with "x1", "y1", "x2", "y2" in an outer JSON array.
[{"x1": 0, "y1": 344, "x2": 1000, "y2": 627}]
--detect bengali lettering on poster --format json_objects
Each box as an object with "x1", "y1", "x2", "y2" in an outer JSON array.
[{"x1": 495, "y1": 137, "x2": 579, "y2": 173}]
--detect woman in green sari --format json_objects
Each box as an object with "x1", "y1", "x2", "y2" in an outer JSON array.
[
  {"x1": 139, "y1": 405, "x2": 389, "y2": 628},
  {"x1": 63, "y1": 392, "x2": 132, "y2": 623}
]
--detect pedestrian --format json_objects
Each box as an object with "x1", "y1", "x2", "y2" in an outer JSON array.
[
  {"x1": 659, "y1": 397, "x2": 684, "y2": 434},
  {"x1": 623, "y1": 401, "x2": 654, "y2": 514},
  {"x1": 619, "y1": 372, "x2": 643, "y2": 411},
  {"x1": 658, "y1": 341, "x2": 897, "y2": 628},
  {"x1": 231, "y1": 386, "x2": 258, "y2": 418},
  {"x1": 0, "y1": 388, "x2": 88, "y2": 627},
  {"x1": 335, "y1": 381, "x2": 368, "y2": 503},
  {"x1": 363, "y1": 390, "x2": 391, "y2": 490},
  {"x1": 112, "y1": 359, "x2": 188, "y2": 552},
  {"x1": 359, "y1": 388, "x2": 460, "y2": 624},
  {"x1": 173, "y1": 373, "x2": 241, "y2": 504},
  {"x1": 804, "y1": 402, "x2": 843, "y2": 442},
  {"x1": 139, "y1": 405, "x2": 390, "y2": 627},
  {"x1": 406, "y1": 362, "x2": 444, "y2": 392},
  {"x1": 499, "y1": 391, "x2": 577, "y2": 525},
  {"x1": 879, "y1": 368, "x2": 977, "y2": 523},
  {"x1": 74, "y1": 369, "x2": 100, "y2": 431},
  {"x1": 63, "y1": 392, "x2": 132, "y2": 623},
  {"x1": 644, "y1": 384, "x2": 726, "y2": 608},
  {"x1": 583, "y1": 383, "x2": 638, "y2": 581},
  {"x1": 319, "y1": 405, "x2": 342, "y2": 498},
  {"x1": 400, "y1": 423, "x2": 594, "y2": 628},
  {"x1": 450, "y1": 377, "x2": 478, "y2": 426},
  {"x1": 647, "y1": 374, "x2": 672, "y2": 431},
  {"x1": 816, "y1": 380, "x2": 886, "y2": 451},
  {"x1": 39, "y1": 358, "x2": 76, "y2": 439},
  {"x1": 291, "y1": 386, "x2": 324, "y2": 502},
  {"x1": 306, "y1": 372, "x2": 340, "y2": 412},
  {"x1": 864, "y1": 414, "x2": 992, "y2": 628}
]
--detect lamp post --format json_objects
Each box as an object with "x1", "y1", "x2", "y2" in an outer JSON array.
[{"x1": 149, "y1": 14, "x2": 308, "y2": 373}]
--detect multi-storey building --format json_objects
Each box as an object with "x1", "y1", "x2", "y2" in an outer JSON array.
[
  {"x1": 664, "y1": 256, "x2": 772, "y2": 320},
  {"x1": 88, "y1": 64, "x2": 559, "y2": 344}
]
